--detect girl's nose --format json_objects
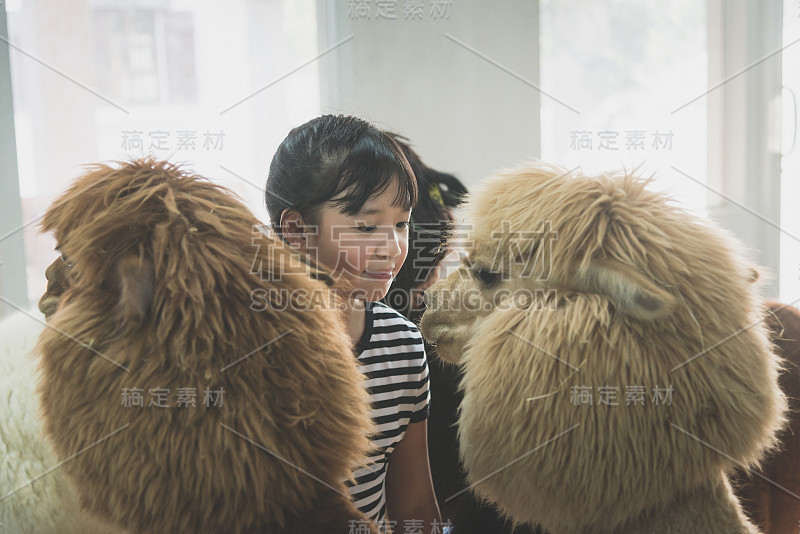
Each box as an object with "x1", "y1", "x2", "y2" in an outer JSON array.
[{"x1": 374, "y1": 227, "x2": 402, "y2": 258}]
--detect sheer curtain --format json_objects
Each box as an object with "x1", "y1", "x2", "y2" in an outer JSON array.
[{"x1": 4, "y1": 0, "x2": 321, "y2": 313}]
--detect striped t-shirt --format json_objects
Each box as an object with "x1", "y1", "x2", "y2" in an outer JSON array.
[{"x1": 346, "y1": 300, "x2": 431, "y2": 526}]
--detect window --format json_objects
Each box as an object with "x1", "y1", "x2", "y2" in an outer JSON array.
[
  {"x1": 540, "y1": 0, "x2": 708, "y2": 212},
  {"x1": 92, "y1": 8, "x2": 198, "y2": 106},
  {"x1": 780, "y1": 0, "x2": 800, "y2": 301},
  {"x1": 5, "y1": 0, "x2": 320, "y2": 309}
]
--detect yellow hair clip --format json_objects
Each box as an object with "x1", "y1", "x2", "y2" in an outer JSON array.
[{"x1": 428, "y1": 183, "x2": 445, "y2": 208}]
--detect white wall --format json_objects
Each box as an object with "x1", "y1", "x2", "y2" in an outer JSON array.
[{"x1": 316, "y1": 0, "x2": 541, "y2": 192}]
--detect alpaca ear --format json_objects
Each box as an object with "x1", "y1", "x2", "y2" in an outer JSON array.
[
  {"x1": 115, "y1": 255, "x2": 155, "y2": 326},
  {"x1": 579, "y1": 260, "x2": 675, "y2": 320}
]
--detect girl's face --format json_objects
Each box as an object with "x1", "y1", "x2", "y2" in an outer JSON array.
[{"x1": 306, "y1": 179, "x2": 411, "y2": 302}]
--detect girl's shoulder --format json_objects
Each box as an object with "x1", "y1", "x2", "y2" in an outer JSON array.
[
  {"x1": 355, "y1": 301, "x2": 424, "y2": 357},
  {"x1": 369, "y1": 301, "x2": 422, "y2": 336}
]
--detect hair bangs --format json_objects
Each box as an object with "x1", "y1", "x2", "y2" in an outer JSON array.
[{"x1": 330, "y1": 133, "x2": 417, "y2": 216}]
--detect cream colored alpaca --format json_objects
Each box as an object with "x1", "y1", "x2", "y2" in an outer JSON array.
[{"x1": 420, "y1": 164, "x2": 786, "y2": 534}]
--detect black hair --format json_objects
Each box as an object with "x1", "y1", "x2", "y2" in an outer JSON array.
[
  {"x1": 266, "y1": 115, "x2": 418, "y2": 240},
  {"x1": 379, "y1": 134, "x2": 468, "y2": 320}
]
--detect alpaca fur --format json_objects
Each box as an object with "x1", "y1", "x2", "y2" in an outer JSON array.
[
  {"x1": 420, "y1": 164, "x2": 787, "y2": 534},
  {"x1": 35, "y1": 158, "x2": 377, "y2": 534},
  {"x1": 0, "y1": 311, "x2": 121, "y2": 534}
]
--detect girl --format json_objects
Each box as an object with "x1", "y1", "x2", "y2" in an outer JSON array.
[{"x1": 266, "y1": 115, "x2": 442, "y2": 533}]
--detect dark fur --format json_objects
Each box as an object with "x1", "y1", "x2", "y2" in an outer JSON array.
[{"x1": 733, "y1": 301, "x2": 800, "y2": 533}]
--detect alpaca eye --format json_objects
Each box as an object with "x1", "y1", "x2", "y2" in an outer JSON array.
[
  {"x1": 60, "y1": 254, "x2": 74, "y2": 269},
  {"x1": 474, "y1": 267, "x2": 500, "y2": 287}
]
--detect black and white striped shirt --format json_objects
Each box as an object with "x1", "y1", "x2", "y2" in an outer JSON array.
[{"x1": 346, "y1": 301, "x2": 431, "y2": 526}]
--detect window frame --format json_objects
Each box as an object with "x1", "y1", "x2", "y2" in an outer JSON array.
[{"x1": 0, "y1": 3, "x2": 29, "y2": 321}]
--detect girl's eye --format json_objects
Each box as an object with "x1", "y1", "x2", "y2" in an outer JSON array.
[
  {"x1": 355, "y1": 225, "x2": 377, "y2": 233},
  {"x1": 397, "y1": 221, "x2": 410, "y2": 230}
]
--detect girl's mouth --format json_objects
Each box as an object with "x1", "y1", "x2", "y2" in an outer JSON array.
[{"x1": 363, "y1": 270, "x2": 393, "y2": 280}]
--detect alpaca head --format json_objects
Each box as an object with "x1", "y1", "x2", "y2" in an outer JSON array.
[
  {"x1": 36, "y1": 158, "x2": 373, "y2": 533},
  {"x1": 38, "y1": 255, "x2": 70, "y2": 318},
  {"x1": 420, "y1": 164, "x2": 786, "y2": 532}
]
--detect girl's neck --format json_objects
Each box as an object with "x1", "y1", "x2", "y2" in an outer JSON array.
[{"x1": 342, "y1": 297, "x2": 367, "y2": 348}]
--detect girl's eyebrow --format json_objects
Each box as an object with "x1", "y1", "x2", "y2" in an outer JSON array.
[
  {"x1": 359, "y1": 207, "x2": 382, "y2": 215},
  {"x1": 357, "y1": 206, "x2": 412, "y2": 216}
]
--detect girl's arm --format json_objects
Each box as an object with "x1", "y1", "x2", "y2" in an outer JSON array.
[{"x1": 385, "y1": 419, "x2": 442, "y2": 532}]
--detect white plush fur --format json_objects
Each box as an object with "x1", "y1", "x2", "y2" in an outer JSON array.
[{"x1": 0, "y1": 311, "x2": 119, "y2": 534}]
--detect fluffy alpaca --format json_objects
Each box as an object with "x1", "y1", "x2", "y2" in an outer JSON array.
[
  {"x1": 420, "y1": 164, "x2": 787, "y2": 534},
  {"x1": 34, "y1": 158, "x2": 377, "y2": 534},
  {"x1": 0, "y1": 310, "x2": 121, "y2": 534}
]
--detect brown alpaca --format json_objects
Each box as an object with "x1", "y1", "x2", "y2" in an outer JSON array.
[
  {"x1": 35, "y1": 158, "x2": 378, "y2": 534},
  {"x1": 420, "y1": 164, "x2": 787, "y2": 534}
]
